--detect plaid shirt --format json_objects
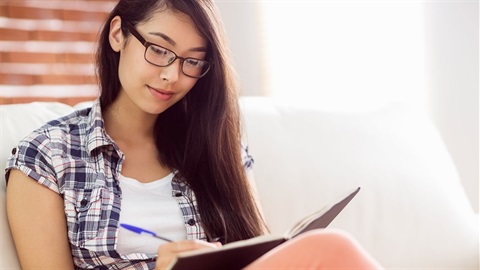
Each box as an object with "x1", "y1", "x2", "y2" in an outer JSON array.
[{"x1": 6, "y1": 100, "x2": 254, "y2": 269}]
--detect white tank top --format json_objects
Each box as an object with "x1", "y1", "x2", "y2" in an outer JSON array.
[{"x1": 116, "y1": 173, "x2": 187, "y2": 255}]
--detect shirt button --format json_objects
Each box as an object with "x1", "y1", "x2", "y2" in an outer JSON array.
[
  {"x1": 80, "y1": 199, "x2": 88, "y2": 207},
  {"x1": 187, "y1": 219, "x2": 196, "y2": 226},
  {"x1": 175, "y1": 192, "x2": 182, "y2": 197},
  {"x1": 11, "y1": 148, "x2": 16, "y2": 154}
]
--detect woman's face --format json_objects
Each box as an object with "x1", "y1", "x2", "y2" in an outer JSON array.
[{"x1": 109, "y1": 9, "x2": 208, "y2": 115}]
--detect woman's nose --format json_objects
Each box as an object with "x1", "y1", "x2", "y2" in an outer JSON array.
[{"x1": 159, "y1": 59, "x2": 181, "y2": 83}]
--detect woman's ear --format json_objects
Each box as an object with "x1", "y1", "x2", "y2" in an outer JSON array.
[{"x1": 109, "y1": 16, "x2": 125, "y2": 52}]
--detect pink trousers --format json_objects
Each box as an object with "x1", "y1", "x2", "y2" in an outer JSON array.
[{"x1": 244, "y1": 229, "x2": 383, "y2": 270}]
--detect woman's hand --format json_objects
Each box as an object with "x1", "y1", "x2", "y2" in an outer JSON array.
[{"x1": 155, "y1": 240, "x2": 222, "y2": 270}]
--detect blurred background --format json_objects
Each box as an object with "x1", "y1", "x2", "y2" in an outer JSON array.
[{"x1": 0, "y1": 0, "x2": 478, "y2": 212}]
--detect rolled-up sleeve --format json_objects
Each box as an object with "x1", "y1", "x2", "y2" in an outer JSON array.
[{"x1": 6, "y1": 132, "x2": 59, "y2": 194}]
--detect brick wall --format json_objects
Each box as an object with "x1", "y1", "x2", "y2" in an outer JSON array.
[{"x1": 0, "y1": 0, "x2": 117, "y2": 105}]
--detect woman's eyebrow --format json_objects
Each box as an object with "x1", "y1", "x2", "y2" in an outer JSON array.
[
  {"x1": 149, "y1": 31, "x2": 176, "y2": 46},
  {"x1": 148, "y1": 31, "x2": 207, "y2": 52}
]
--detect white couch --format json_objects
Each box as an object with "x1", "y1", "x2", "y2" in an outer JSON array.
[{"x1": 1, "y1": 97, "x2": 478, "y2": 269}]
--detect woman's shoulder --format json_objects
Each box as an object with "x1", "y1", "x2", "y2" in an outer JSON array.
[
  {"x1": 21, "y1": 107, "x2": 94, "y2": 147},
  {"x1": 48, "y1": 106, "x2": 91, "y2": 129},
  {"x1": 7, "y1": 106, "x2": 99, "y2": 191}
]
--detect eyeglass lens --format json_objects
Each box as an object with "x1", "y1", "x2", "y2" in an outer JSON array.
[{"x1": 145, "y1": 44, "x2": 210, "y2": 78}]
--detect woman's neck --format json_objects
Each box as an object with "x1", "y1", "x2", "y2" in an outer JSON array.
[
  {"x1": 103, "y1": 95, "x2": 157, "y2": 145},
  {"x1": 102, "y1": 94, "x2": 173, "y2": 182}
]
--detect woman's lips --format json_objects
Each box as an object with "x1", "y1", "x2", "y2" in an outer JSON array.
[{"x1": 148, "y1": 86, "x2": 174, "y2": 101}]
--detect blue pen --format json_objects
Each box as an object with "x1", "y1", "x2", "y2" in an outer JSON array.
[{"x1": 120, "y1": 223, "x2": 173, "y2": 242}]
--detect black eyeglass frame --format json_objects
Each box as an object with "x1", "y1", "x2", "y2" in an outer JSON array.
[{"x1": 124, "y1": 21, "x2": 211, "y2": 79}]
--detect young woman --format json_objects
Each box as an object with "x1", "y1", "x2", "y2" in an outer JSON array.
[{"x1": 5, "y1": 0, "x2": 383, "y2": 269}]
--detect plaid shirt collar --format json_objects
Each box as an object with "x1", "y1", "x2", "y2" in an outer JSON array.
[{"x1": 85, "y1": 99, "x2": 117, "y2": 155}]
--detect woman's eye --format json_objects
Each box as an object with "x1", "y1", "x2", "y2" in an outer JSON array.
[
  {"x1": 185, "y1": 59, "x2": 201, "y2": 67},
  {"x1": 150, "y1": 46, "x2": 169, "y2": 56}
]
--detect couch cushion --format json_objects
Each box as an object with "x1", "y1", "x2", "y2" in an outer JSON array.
[{"x1": 240, "y1": 97, "x2": 478, "y2": 269}]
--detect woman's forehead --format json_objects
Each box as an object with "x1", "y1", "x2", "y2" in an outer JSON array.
[{"x1": 139, "y1": 9, "x2": 208, "y2": 50}]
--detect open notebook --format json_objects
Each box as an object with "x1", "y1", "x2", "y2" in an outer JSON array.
[{"x1": 168, "y1": 187, "x2": 361, "y2": 270}]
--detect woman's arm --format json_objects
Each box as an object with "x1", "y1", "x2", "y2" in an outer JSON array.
[{"x1": 6, "y1": 169, "x2": 74, "y2": 269}]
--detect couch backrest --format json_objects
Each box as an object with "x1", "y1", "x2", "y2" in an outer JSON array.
[{"x1": 239, "y1": 97, "x2": 478, "y2": 268}]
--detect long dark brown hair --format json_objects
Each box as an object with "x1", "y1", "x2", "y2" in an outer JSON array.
[{"x1": 96, "y1": 0, "x2": 266, "y2": 243}]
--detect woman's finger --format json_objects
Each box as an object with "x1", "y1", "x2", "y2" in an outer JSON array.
[{"x1": 155, "y1": 240, "x2": 221, "y2": 269}]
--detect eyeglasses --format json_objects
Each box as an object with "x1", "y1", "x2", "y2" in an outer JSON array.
[{"x1": 125, "y1": 21, "x2": 211, "y2": 78}]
